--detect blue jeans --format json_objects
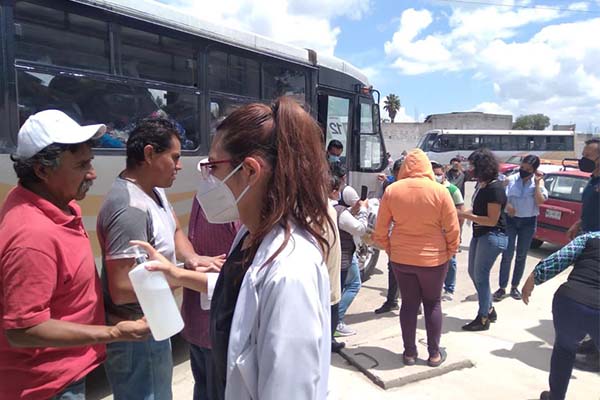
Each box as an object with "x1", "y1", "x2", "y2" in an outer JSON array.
[
  {"x1": 444, "y1": 255, "x2": 457, "y2": 294},
  {"x1": 104, "y1": 338, "x2": 173, "y2": 400},
  {"x1": 51, "y1": 378, "x2": 85, "y2": 400},
  {"x1": 338, "y1": 254, "x2": 361, "y2": 322},
  {"x1": 499, "y1": 216, "x2": 537, "y2": 289},
  {"x1": 468, "y1": 231, "x2": 508, "y2": 317},
  {"x1": 550, "y1": 293, "x2": 600, "y2": 400},
  {"x1": 189, "y1": 345, "x2": 221, "y2": 400}
]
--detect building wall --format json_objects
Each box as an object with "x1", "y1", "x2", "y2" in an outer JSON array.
[{"x1": 426, "y1": 112, "x2": 512, "y2": 130}]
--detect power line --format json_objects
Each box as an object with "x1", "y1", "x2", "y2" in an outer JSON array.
[{"x1": 435, "y1": 0, "x2": 600, "y2": 14}]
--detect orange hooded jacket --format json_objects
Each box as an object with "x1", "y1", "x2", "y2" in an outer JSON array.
[{"x1": 373, "y1": 149, "x2": 460, "y2": 267}]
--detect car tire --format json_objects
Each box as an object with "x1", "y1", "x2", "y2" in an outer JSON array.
[{"x1": 530, "y1": 239, "x2": 543, "y2": 249}]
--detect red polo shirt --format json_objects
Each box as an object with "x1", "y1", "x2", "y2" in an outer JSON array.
[{"x1": 0, "y1": 185, "x2": 106, "y2": 400}]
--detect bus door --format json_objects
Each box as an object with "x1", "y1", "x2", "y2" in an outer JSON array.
[{"x1": 317, "y1": 92, "x2": 352, "y2": 168}]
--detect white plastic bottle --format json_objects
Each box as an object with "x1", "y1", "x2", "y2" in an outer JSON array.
[{"x1": 127, "y1": 248, "x2": 184, "y2": 341}]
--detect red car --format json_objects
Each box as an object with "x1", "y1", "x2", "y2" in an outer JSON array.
[{"x1": 532, "y1": 167, "x2": 591, "y2": 248}]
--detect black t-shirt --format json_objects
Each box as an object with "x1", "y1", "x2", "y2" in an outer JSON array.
[
  {"x1": 472, "y1": 180, "x2": 507, "y2": 237},
  {"x1": 210, "y1": 233, "x2": 250, "y2": 396}
]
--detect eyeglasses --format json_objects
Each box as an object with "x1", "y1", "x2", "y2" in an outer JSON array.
[{"x1": 197, "y1": 159, "x2": 231, "y2": 178}]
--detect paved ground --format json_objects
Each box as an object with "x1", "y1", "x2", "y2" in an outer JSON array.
[{"x1": 87, "y1": 182, "x2": 599, "y2": 399}]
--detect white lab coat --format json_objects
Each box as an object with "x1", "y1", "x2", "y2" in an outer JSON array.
[{"x1": 224, "y1": 223, "x2": 331, "y2": 400}]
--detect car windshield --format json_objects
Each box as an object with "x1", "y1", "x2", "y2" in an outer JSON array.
[{"x1": 546, "y1": 175, "x2": 587, "y2": 202}]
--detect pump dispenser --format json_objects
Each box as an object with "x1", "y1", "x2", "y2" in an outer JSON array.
[{"x1": 125, "y1": 245, "x2": 184, "y2": 341}]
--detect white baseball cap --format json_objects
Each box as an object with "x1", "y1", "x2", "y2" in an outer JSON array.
[{"x1": 15, "y1": 109, "x2": 106, "y2": 159}]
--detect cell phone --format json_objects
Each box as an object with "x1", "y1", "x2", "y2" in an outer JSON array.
[{"x1": 360, "y1": 185, "x2": 368, "y2": 201}]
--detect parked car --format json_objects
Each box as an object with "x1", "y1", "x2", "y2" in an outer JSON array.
[
  {"x1": 532, "y1": 165, "x2": 591, "y2": 248},
  {"x1": 500, "y1": 154, "x2": 578, "y2": 177}
]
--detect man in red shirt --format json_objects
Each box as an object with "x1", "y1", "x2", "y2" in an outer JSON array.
[{"x1": 0, "y1": 110, "x2": 149, "y2": 400}]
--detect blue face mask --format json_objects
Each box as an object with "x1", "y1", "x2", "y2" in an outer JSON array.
[
  {"x1": 386, "y1": 175, "x2": 395, "y2": 183},
  {"x1": 328, "y1": 154, "x2": 340, "y2": 163}
]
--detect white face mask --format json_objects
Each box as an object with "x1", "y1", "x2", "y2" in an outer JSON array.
[
  {"x1": 195, "y1": 162, "x2": 250, "y2": 224},
  {"x1": 435, "y1": 175, "x2": 444, "y2": 184}
]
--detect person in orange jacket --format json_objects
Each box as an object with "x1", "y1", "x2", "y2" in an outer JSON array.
[{"x1": 373, "y1": 149, "x2": 460, "y2": 367}]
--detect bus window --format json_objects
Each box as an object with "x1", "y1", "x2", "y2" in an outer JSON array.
[
  {"x1": 121, "y1": 27, "x2": 197, "y2": 87},
  {"x1": 480, "y1": 135, "x2": 501, "y2": 150},
  {"x1": 14, "y1": 1, "x2": 110, "y2": 73},
  {"x1": 208, "y1": 50, "x2": 260, "y2": 98},
  {"x1": 359, "y1": 135, "x2": 384, "y2": 170},
  {"x1": 546, "y1": 135, "x2": 573, "y2": 151},
  {"x1": 16, "y1": 69, "x2": 199, "y2": 149},
  {"x1": 209, "y1": 96, "x2": 253, "y2": 135},
  {"x1": 432, "y1": 134, "x2": 458, "y2": 152},
  {"x1": 325, "y1": 96, "x2": 350, "y2": 158},
  {"x1": 263, "y1": 64, "x2": 306, "y2": 102},
  {"x1": 463, "y1": 135, "x2": 480, "y2": 150},
  {"x1": 360, "y1": 103, "x2": 375, "y2": 133},
  {"x1": 417, "y1": 132, "x2": 438, "y2": 152}
]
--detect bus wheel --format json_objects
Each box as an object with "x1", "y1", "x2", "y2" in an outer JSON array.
[
  {"x1": 357, "y1": 245, "x2": 380, "y2": 282},
  {"x1": 530, "y1": 239, "x2": 543, "y2": 249}
]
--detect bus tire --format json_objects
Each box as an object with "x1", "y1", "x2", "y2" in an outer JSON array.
[{"x1": 530, "y1": 239, "x2": 543, "y2": 249}]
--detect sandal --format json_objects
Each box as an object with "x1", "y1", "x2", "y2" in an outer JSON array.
[
  {"x1": 428, "y1": 349, "x2": 447, "y2": 367},
  {"x1": 403, "y1": 353, "x2": 417, "y2": 366}
]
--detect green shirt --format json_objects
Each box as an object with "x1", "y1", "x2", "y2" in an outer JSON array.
[{"x1": 444, "y1": 181, "x2": 464, "y2": 206}]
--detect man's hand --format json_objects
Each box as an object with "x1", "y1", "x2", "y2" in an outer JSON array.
[
  {"x1": 110, "y1": 318, "x2": 150, "y2": 342},
  {"x1": 534, "y1": 171, "x2": 544, "y2": 186},
  {"x1": 505, "y1": 203, "x2": 516, "y2": 217},
  {"x1": 185, "y1": 254, "x2": 226, "y2": 271},
  {"x1": 521, "y1": 274, "x2": 536, "y2": 305},
  {"x1": 566, "y1": 220, "x2": 581, "y2": 240},
  {"x1": 377, "y1": 173, "x2": 386, "y2": 182}
]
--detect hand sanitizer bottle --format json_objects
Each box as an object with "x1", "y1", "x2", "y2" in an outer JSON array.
[{"x1": 127, "y1": 246, "x2": 184, "y2": 341}]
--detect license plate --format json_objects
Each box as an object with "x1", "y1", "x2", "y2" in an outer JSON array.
[{"x1": 545, "y1": 209, "x2": 562, "y2": 220}]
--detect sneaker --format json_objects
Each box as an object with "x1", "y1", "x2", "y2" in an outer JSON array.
[
  {"x1": 488, "y1": 307, "x2": 497, "y2": 323},
  {"x1": 335, "y1": 322, "x2": 356, "y2": 337},
  {"x1": 441, "y1": 291, "x2": 453, "y2": 302},
  {"x1": 374, "y1": 302, "x2": 399, "y2": 314},
  {"x1": 493, "y1": 288, "x2": 506, "y2": 302},
  {"x1": 510, "y1": 287, "x2": 522, "y2": 300},
  {"x1": 577, "y1": 338, "x2": 598, "y2": 354},
  {"x1": 462, "y1": 315, "x2": 490, "y2": 331}
]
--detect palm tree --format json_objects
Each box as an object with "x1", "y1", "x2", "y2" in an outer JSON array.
[{"x1": 383, "y1": 94, "x2": 401, "y2": 123}]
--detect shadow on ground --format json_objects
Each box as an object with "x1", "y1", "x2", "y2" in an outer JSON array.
[{"x1": 491, "y1": 340, "x2": 553, "y2": 372}]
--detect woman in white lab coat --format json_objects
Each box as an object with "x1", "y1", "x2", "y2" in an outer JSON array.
[{"x1": 135, "y1": 97, "x2": 333, "y2": 400}]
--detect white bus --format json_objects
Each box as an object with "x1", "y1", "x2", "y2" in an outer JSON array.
[
  {"x1": 417, "y1": 129, "x2": 576, "y2": 164},
  {"x1": 0, "y1": 0, "x2": 387, "y2": 275}
]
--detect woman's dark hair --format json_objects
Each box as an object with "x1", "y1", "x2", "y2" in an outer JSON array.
[
  {"x1": 468, "y1": 148, "x2": 499, "y2": 182},
  {"x1": 12, "y1": 141, "x2": 93, "y2": 185},
  {"x1": 126, "y1": 118, "x2": 181, "y2": 169},
  {"x1": 327, "y1": 139, "x2": 343, "y2": 152},
  {"x1": 522, "y1": 154, "x2": 541, "y2": 171},
  {"x1": 330, "y1": 174, "x2": 342, "y2": 192},
  {"x1": 216, "y1": 97, "x2": 334, "y2": 264}
]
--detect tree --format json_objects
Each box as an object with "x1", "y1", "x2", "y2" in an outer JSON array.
[
  {"x1": 512, "y1": 114, "x2": 550, "y2": 130},
  {"x1": 383, "y1": 94, "x2": 401, "y2": 123}
]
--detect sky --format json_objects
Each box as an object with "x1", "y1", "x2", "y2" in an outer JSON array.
[{"x1": 158, "y1": 0, "x2": 600, "y2": 132}]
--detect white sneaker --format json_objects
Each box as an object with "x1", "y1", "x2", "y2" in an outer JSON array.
[
  {"x1": 441, "y1": 291, "x2": 453, "y2": 302},
  {"x1": 335, "y1": 322, "x2": 356, "y2": 337}
]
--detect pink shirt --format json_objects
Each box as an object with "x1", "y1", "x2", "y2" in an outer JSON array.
[
  {"x1": 181, "y1": 198, "x2": 239, "y2": 348},
  {"x1": 0, "y1": 186, "x2": 105, "y2": 400}
]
